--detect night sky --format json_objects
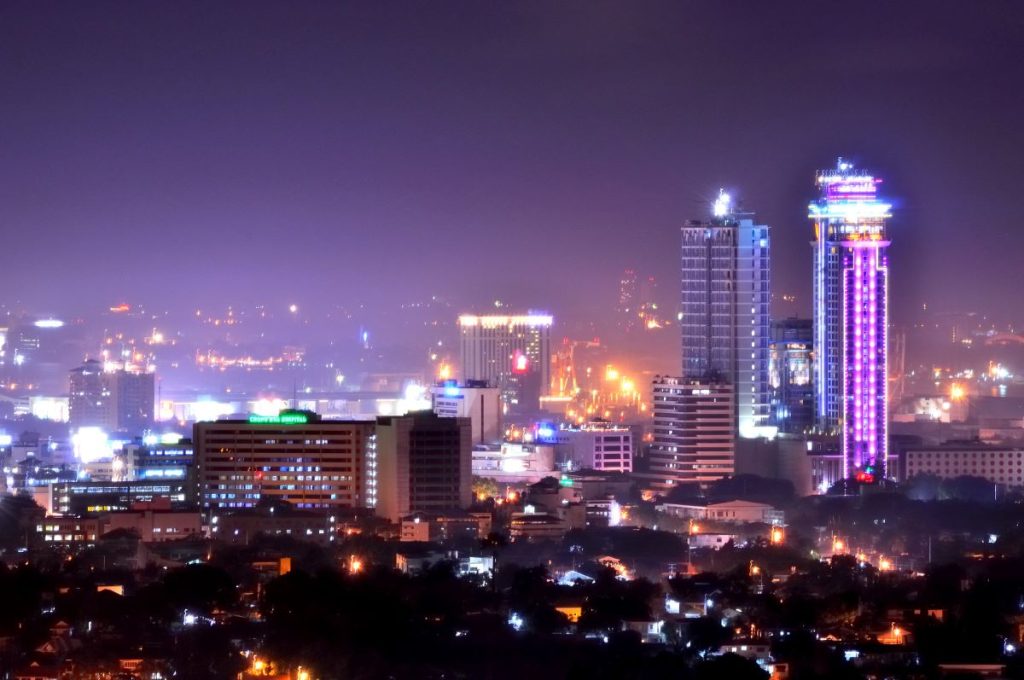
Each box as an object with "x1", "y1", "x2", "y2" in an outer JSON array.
[{"x1": 3, "y1": 2, "x2": 1023, "y2": 326}]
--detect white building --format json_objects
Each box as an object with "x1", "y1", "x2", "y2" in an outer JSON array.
[
  {"x1": 458, "y1": 313, "x2": 552, "y2": 411},
  {"x1": 431, "y1": 381, "x2": 502, "y2": 445}
]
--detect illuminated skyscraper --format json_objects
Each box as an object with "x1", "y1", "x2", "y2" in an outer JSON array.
[
  {"x1": 679, "y1": 190, "x2": 771, "y2": 438},
  {"x1": 810, "y1": 158, "x2": 891, "y2": 479},
  {"x1": 646, "y1": 191, "x2": 769, "y2": 489},
  {"x1": 458, "y1": 313, "x2": 552, "y2": 412}
]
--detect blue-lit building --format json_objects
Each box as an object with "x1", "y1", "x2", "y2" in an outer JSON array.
[
  {"x1": 679, "y1": 191, "x2": 771, "y2": 439},
  {"x1": 769, "y1": 318, "x2": 814, "y2": 434},
  {"x1": 123, "y1": 439, "x2": 199, "y2": 504}
]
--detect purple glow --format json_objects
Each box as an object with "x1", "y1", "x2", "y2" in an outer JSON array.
[{"x1": 843, "y1": 238, "x2": 889, "y2": 475}]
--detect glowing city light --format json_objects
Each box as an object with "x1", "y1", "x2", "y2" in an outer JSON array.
[
  {"x1": 34, "y1": 318, "x2": 64, "y2": 329},
  {"x1": 248, "y1": 413, "x2": 309, "y2": 425},
  {"x1": 712, "y1": 189, "x2": 731, "y2": 217}
]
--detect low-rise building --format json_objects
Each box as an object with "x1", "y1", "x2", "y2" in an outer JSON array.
[
  {"x1": 900, "y1": 442, "x2": 1024, "y2": 486},
  {"x1": 553, "y1": 420, "x2": 633, "y2": 473},
  {"x1": 399, "y1": 511, "x2": 491, "y2": 542}
]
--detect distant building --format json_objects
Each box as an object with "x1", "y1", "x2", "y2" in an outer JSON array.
[
  {"x1": 647, "y1": 377, "x2": 735, "y2": 488},
  {"x1": 900, "y1": 442, "x2": 1024, "y2": 487},
  {"x1": 122, "y1": 440, "x2": 199, "y2": 504},
  {"x1": 101, "y1": 509, "x2": 202, "y2": 542},
  {"x1": 47, "y1": 480, "x2": 190, "y2": 516},
  {"x1": 472, "y1": 441, "x2": 555, "y2": 482},
  {"x1": 399, "y1": 510, "x2": 491, "y2": 542},
  {"x1": 552, "y1": 420, "x2": 633, "y2": 473},
  {"x1": 194, "y1": 412, "x2": 375, "y2": 512},
  {"x1": 69, "y1": 360, "x2": 114, "y2": 431},
  {"x1": 458, "y1": 313, "x2": 552, "y2": 412},
  {"x1": 374, "y1": 411, "x2": 472, "y2": 522},
  {"x1": 769, "y1": 318, "x2": 813, "y2": 434},
  {"x1": 430, "y1": 380, "x2": 502, "y2": 445},
  {"x1": 69, "y1": 360, "x2": 155, "y2": 435}
]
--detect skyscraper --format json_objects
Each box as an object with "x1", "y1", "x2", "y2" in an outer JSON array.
[
  {"x1": 69, "y1": 360, "x2": 155, "y2": 435},
  {"x1": 679, "y1": 190, "x2": 771, "y2": 438},
  {"x1": 810, "y1": 158, "x2": 891, "y2": 479},
  {"x1": 647, "y1": 190, "x2": 770, "y2": 489},
  {"x1": 458, "y1": 313, "x2": 552, "y2": 412}
]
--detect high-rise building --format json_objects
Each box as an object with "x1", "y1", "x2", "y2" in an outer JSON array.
[
  {"x1": 679, "y1": 191, "x2": 771, "y2": 438},
  {"x1": 374, "y1": 411, "x2": 472, "y2": 522},
  {"x1": 769, "y1": 318, "x2": 814, "y2": 434},
  {"x1": 618, "y1": 269, "x2": 638, "y2": 316},
  {"x1": 69, "y1": 360, "x2": 115, "y2": 431},
  {"x1": 649, "y1": 377, "x2": 735, "y2": 487},
  {"x1": 810, "y1": 158, "x2": 891, "y2": 479},
  {"x1": 68, "y1": 360, "x2": 155, "y2": 435},
  {"x1": 194, "y1": 412, "x2": 375, "y2": 512},
  {"x1": 646, "y1": 190, "x2": 769, "y2": 490},
  {"x1": 115, "y1": 370, "x2": 155, "y2": 435},
  {"x1": 458, "y1": 313, "x2": 552, "y2": 412}
]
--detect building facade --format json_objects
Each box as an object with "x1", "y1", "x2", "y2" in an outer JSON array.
[
  {"x1": 679, "y1": 191, "x2": 771, "y2": 439},
  {"x1": 900, "y1": 443, "x2": 1024, "y2": 487},
  {"x1": 430, "y1": 379, "x2": 502, "y2": 445},
  {"x1": 648, "y1": 377, "x2": 735, "y2": 488},
  {"x1": 194, "y1": 412, "x2": 375, "y2": 512},
  {"x1": 69, "y1": 360, "x2": 154, "y2": 435},
  {"x1": 769, "y1": 318, "x2": 814, "y2": 434},
  {"x1": 374, "y1": 411, "x2": 472, "y2": 522},
  {"x1": 457, "y1": 313, "x2": 552, "y2": 412},
  {"x1": 810, "y1": 158, "x2": 891, "y2": 479},
  {"x1": 553, "y1": 421, "x2": 633, "y2": 473}
]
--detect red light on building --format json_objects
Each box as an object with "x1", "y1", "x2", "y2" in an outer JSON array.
[{"x1": 513, "y1": 352, "x2": 529, "y2": 373}]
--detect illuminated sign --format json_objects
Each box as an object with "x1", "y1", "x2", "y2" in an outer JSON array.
[{"x1": 248, "y1": 413, "x2": 308, "y2": 425}]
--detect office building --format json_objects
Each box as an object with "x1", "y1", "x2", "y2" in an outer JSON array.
[
  {"x1": 457, "y1": 313, "x2": 552, "y2": 412},
  {"x1": 374, "y1": 411, "x2": 472, "y2": 522},
  {"x1": 69, "y1": 360, "x2": 155, "y2": 435},
  {"x1": 648, "y1": 377, "x2": 735, "y2": 488},
  {"x1": 114, "y1": 370, "x2": 156, "y2": 435},
  {"x1": 69, "y1": 360, "x2": 115, "y2": 431},
  {"x1": 810, "y1": 158, "x2": 892, "y2": 479},
  {"x1": 194, "y1": 412, "x2": 375, "y2": 512},
  {"x1": 679, "y1": 190, "x2": 771, "y2": 438},
  {"x1": 122, "y1": 439, "x2": 199, "y2": 504},
  {"x1": 552, "y1": 420, "x2": 633, "y2": 473},
  {"x1": 430, "y1": 379, "x2": 502, "y2": 445},
  {"x1": 648, "y1": 190, "x2": 767, "y2": 489},
  {"x1": 47, "y1": 480, "x2": 190, "y2": 516},
  {"x1": 769, "y1": 318, "x2": 814, "y2": 434}
]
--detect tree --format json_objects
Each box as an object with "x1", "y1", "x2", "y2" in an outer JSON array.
[{"x1": 472, "y1": 476, "x2": 499, "y2": 500}]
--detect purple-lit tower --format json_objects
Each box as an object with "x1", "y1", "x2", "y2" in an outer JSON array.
[{"x1": 810, "y1": 159, "x2": 891, "y2": 480}]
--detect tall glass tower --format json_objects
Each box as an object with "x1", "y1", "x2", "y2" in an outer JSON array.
[
  {"x1": 809, "y1": 159, "x2": 891, "y2": 479},
  {"x1": 680, "y1": 190, "x2": 771, "y2": 438}
]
